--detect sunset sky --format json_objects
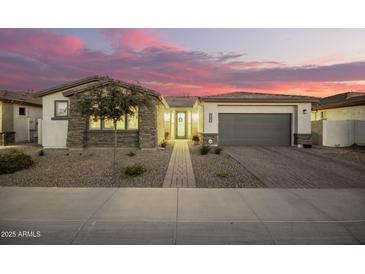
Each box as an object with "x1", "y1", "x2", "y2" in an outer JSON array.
[{"x1": 1, "y1": 28, "x2": 365, "y2": 97}]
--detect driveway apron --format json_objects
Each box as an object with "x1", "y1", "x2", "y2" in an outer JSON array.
[{"x1": 225, "y1": 146, "x2": 365, "y2": 188}]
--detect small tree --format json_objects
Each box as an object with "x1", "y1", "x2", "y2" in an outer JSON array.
[{"x1": 77, "y1": 80, "x2": 151, "y2": 181}]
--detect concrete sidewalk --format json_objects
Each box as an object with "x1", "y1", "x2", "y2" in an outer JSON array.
[{"x1": 0, "y1": 187, "x2": 364, "y2": 244}]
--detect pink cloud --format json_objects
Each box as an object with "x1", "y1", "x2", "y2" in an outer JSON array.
[
  {"x1": 0, "y1": 29, "x2": 85, "y2": 58},
  {"x1": 102, "y1": 29, "x2": 181, "y2": 51},
  {"x1": 1, "y1": 29, "x2": 365, "y2": 98}
]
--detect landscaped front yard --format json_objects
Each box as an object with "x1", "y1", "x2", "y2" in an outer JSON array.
[
  {"x1": 189, "y1": 143, "x2": 266, "y2": 188},
  {"x1": 0, "y1": 145, "x2": 172, "y2": 187}
]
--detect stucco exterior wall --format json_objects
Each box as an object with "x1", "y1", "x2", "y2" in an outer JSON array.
[
  {"x1": 13, "y1": 103, "x2": 42, "y2": 142},
  {"x1": 42, "y1": 91, "x2": 70, "y2": 148},
  {"x1": 355, "y1": 121, "x2": 365, "y2": 146},
  {"x1": 311, "y1": 105, "x2": 365, "y2": 121},
  {"x1": 322, "y1": 120, "x2": 355, "y2": 147},
  {"x1": 314, "y1": 120, "x2": 365, "y2": 147},
  {"x1": 202, "y1": 102, "x2": 311, "y2": 146}
]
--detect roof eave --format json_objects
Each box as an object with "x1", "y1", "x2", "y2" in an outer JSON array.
[
  {"x1": 200, "y1": 98, "x2": 319, "y2": 103},
  {"x1": 313, "y1": 100, "x2": 365, "y2": 110},
  {"x1": 62, "y1": 80, "x2": 160, "y2": 98},
  {"x1": 35, "y1": 75, "x2": 103, "y2": 97},
  {"x1": 0, "y1": 98, "x2": 42, "y2": 107}
]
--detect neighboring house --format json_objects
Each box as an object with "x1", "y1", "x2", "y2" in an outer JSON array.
[
  {"x1": 37, "y1": 76, "x2": 317, "y2": 149},
  {"x1": 311, "y1": 92, "x2": 365, "y2": 147},
  {"x1": 0, "y1": 90, "x2": 42, "y2": 145}
]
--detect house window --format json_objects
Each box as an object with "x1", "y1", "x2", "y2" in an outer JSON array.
[
  {"x1": 127, "y1": 108, "x2": 138, "y2": 129},
  {"x1": 54, "y1": 100, "x2": 69, "y2": 117},
  {"x1": 103, "y1": 117, "x2": 126, "y2": 130},
  {"x1": 88, "y1": 108, "x2": 137, "y2": 130},
  {"x1": 89, "y1": 116, "x2": 101, "y2": 130},
  {"x1": 19, "y1": 107, "x2": 26, "y2": 116}
]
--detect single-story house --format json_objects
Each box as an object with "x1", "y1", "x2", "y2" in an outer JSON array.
[
  {"x1": 37, "y1": 76, "x2": 317, "y2": 149},
  {"x1": 36, "y1": 76, "x2": 167, "y2": 149},
  {"x1": 311, "y1": 92, "x2": 365, "y2": 147},
  {"x1": 0, "y1": 90, "x2": 42, "y2": 145}
]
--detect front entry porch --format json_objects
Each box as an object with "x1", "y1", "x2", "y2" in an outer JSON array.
[{"x1": 163, "y1": 108, "x2": 200, "y2": 141}]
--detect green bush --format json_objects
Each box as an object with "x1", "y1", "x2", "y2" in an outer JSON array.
[
  {"x1": 0, "y1": 151, "x2": 34, "y2": 174},
  {"x1": 38, "y1": 149, "x2": 45, "y2": 156},
  {"x1": 214, "y1": 147, "x2": 222, "y2": 154},
  {"x1": 124, "y1": 163, "x2": 145, "y2": 176},
  {"x1": 200, "y1": 145, "x2": 211, "y2": 155}
]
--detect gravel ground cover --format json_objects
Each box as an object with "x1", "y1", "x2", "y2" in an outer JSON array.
[
  {"x1": 189, "y1": 144, "x2": 266, "y2": 188},
  {"x1": 309, "y1": 145, "x2": 365, "y2": 165},
  {"x1": 0, "y1": 144, "x2": 172, "y2": 187}
]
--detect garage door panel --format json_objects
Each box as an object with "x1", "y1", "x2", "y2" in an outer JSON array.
[{"x1": 219, "y1": 114, "x2": 291, "y2": 146}]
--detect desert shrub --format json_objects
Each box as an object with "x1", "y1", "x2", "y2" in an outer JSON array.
[
  {"x1": 160, "y1": 141, "x2": 167, "y2": 148},
  {"x1": 127, "y1": 151, "x2": 136, "y2": 157},
  {"x1": 214, "y1": 147, "x2": 222, "y2": 154},
  {"x1": 200, "y1": 145, "x2": 211, "y2": 155},
  {"x1": 0, "y1": 151, "x2": 34, "y2": 174},
  {"x1": 38, "y1": 149, "x2": 45, "y2": 156},
  {"x1": 124, "y1": 163, "x2": 145, "y2": 176}
]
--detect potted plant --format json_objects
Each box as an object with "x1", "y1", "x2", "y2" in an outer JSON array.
[{"x1": 192, "y1": 135, "x2": 200, "y2": 145}]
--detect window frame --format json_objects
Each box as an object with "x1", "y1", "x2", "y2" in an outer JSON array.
[
  {"x1": 54, "y1": 100, "x2": 69, "y2": 118},
  {"x1": 18, "y1": 107, "x2": 26, "y2": 116},
  {"x1": 88, "y1": 112, "x2": 139, "y2": 131}
]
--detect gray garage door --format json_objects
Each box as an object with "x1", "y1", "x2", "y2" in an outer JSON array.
[{"x1": 219, "y1": 113, "x2": 291, "y2": 146}]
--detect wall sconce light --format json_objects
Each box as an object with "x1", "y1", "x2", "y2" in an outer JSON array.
[
  {"x1": 164, "y1": 112, "x2": 170, "y2": 122},
  {"x1": 303, "y1": 109, "x2": 308, "y2": 114}
]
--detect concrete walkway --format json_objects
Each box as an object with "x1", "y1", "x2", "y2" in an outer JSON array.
[
  {"x1": 1, "y1": 187, "x2": 364, "y2": 244},
  {"x1": 163, "y1": 140, "x2": 196, "y2": 188}
]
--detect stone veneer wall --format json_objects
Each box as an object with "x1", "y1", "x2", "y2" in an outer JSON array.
[
  {"x1": 66, "y1": 94, "x2": 159, "y2": 149},
  {"x1": 86, "y1": 130, "x2": 139, "y2": 147},
  {"x1": 294, "y1": 133, "x2": 312, "y2": 145},
  {"x1": 67, "y1": 95, "x2": 87, "y2": 148},
  {"x1": 202, "y1": 133, "x2": 218, "y2": 146},
  {"x1": 138, "y1": 97, "x2": 159, "y2": 149}
]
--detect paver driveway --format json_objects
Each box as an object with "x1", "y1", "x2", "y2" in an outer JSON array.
[{"x1": 225, "y1": 147, "x2": 365, "y2": 188}]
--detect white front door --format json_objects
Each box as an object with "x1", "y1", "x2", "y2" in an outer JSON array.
[{"x1": 176, "y1": 112, "x2": 186, "y2": 138}]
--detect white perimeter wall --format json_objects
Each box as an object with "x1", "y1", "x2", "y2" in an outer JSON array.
[
  {"x1": 13, "y1": 104, "x2": 42, "y2": 142},
  {"x1": 203, "y1": 102, "x2": 311, "y2": 145},
  {"x1": 321, "y1": 120, "x2": 365, "y2": 147},
  {"x1": 41, "y1": 92, "x2": 69, "y2": 148}
]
